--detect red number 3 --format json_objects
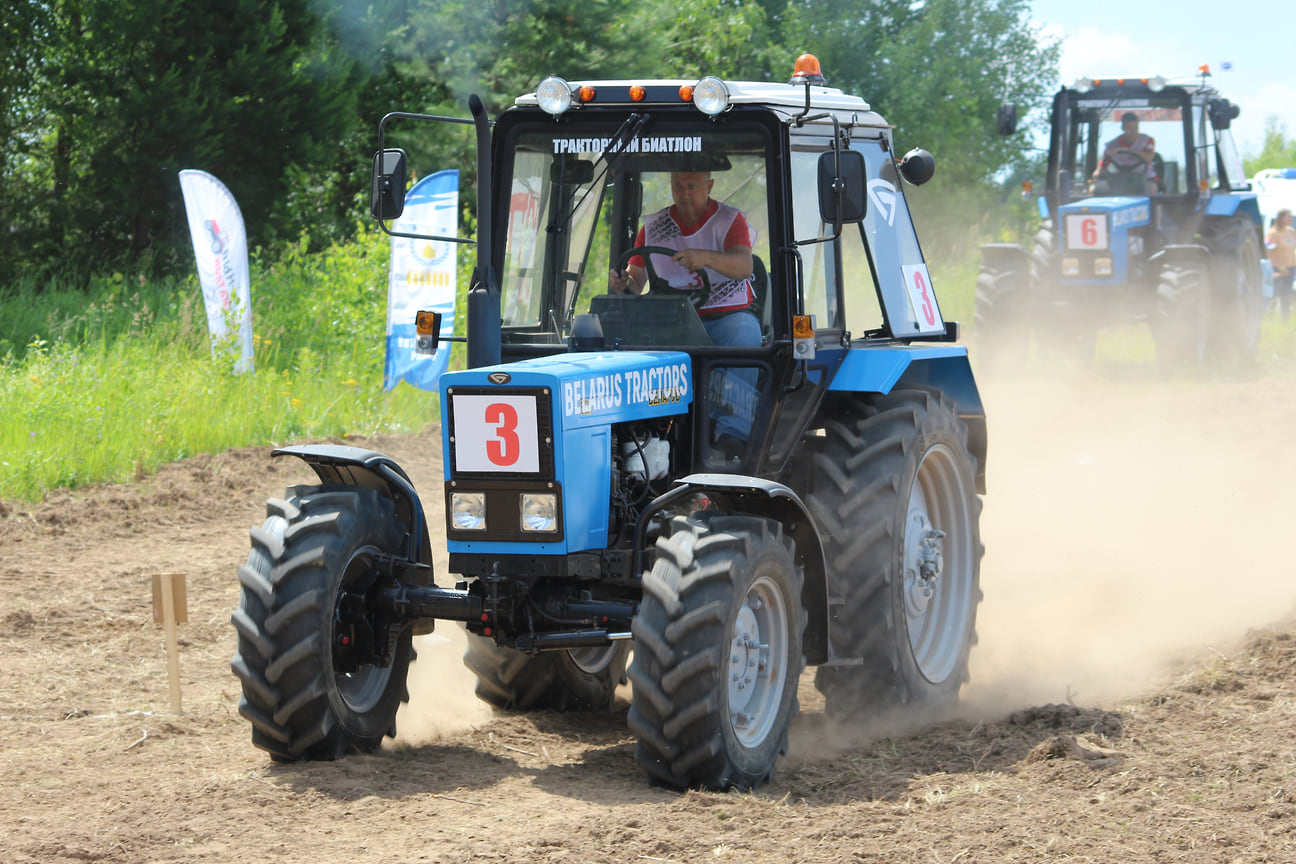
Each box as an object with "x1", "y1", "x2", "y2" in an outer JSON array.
[
  {"x1": 914, "y1": 271, "x2": 936, "y2": 325},
  {"x1": 485, "y1": 403, "x2": 520, "y2": 466}
]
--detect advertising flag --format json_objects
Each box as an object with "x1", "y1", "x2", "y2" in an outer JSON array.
[
  {"x1": 178, "y1": 170, "x2": 254, "y2": 373},
  {"x1": 385, "y1": 169, "x2": 459, "y2": 391}
]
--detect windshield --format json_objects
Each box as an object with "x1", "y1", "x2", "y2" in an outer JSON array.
[
  {"x1": 496, "y1": 117, "x2": 771, "y2": 348},
  {"x1": 1059, "y1": 93, "x2": 1191, "y2": 199}
]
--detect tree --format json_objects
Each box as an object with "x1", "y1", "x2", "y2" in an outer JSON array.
[
  {"x1": 3, "y1": 0, "x2": 366, "y2": 279},
  {"x1": 1243, "y1": 117, "x2": 1296, "y2": 177}
]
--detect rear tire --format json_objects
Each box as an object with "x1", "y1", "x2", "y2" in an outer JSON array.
[
  {"x1": 464, "y1": 635, "x2": 629, "y2": 711},
  {"x1": 231, "y1": 485, "x2": 414, "y2": 761},
  {"x1": 628, "y1": 513, "x2": 805, "y2": 790},
  {"x1": 806, "y1": 389, "x2": 983, "y2": 718}
]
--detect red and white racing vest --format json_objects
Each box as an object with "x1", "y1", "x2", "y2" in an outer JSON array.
[{"x1": 637, "y1": 201, "x2": 755, "y2": 316}]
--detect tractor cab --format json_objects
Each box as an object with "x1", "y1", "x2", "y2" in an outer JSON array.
[
  {"x1": 374, "y1": 57, "x2": 949, "y2": 475},
  {"x1": 1042, "y1": 72, "x2": 1250, "y2": 273}
]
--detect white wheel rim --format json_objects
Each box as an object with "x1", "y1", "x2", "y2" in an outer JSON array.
[
  {"x1": 727, "y1": 574, "x2": 790, "y2": 747},
  {"x1": 902, "y1": 443, "x2": 974, "y2": 684}
]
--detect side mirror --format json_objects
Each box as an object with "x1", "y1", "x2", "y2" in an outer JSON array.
[
  {"x1": 898, "y1": 148, "x2": 936, "y2": 186},
  {"x1": 1208, "y1": 98, "x2": 1240, "y2": 130},
  {"x1": 997, "y1": 102, "x2": 1019, "y2": 136},
  {"x1": 817, "y1": 149, "x2": 867, "y2": 224},
  {"x1": 371, "y1": 148, "x2": 408, "y2": 220}
]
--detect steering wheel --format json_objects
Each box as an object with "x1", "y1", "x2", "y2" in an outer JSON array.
[
  {"x1": 613, "y1": 245, "x2": 711, "y2": 299},
  {"x1": 1105, "y1": 148, "x2": 1149, "y2": 174}
]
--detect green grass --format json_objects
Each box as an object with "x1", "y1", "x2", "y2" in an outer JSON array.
[
  {"x1": 0, "y1": 226, "x2": 456, "y2": 502},
  {"x1": 5, "y1": 216, "x2": 1294, "y2": 504}
]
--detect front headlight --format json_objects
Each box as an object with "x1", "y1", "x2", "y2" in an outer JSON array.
[
  {"x1": 536, "y1": 76, "x2": 573, "y2": 116},
  {"x1": 1062, "y1": 258, "x2": 1079, "y2": 277},
  {"x1": 692, "y1": 76, "x2": 730, "y2": 116},
  {"x1": 520, "y1": 493, "x2": 558, "y2": 533},
  {"x1": 1094, "y1": 257, "x2": 1113, "y2": 276},
  {"x1": 451, "y1": 492, "x2": 487, "y2": 531}
]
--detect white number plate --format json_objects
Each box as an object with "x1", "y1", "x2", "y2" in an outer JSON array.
[
  {"x1": 1065, "y1": 213, "x2": 1109, "y2": 251},
  {"x1": 452, "y1": 394, "x2": 540, "y2": 473}
]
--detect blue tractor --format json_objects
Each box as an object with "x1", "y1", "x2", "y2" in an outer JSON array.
[
  {"x1": 978, "y1": 72, "x2": 1264, "y2": 365},
  {"x1": 231, "y1": 55, "x2": 987, "y2": 790}
]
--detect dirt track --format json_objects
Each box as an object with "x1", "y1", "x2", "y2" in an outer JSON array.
[{"x1": 4, "y1": 365, "x2": 1296, "y2": 863}]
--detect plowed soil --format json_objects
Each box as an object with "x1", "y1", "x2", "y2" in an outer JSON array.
[{"x1": 4, "y1": 367, "x2": 1296, "y2": 863}]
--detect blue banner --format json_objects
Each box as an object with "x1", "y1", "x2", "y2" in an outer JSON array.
[{"x1": 384, "y1": 169, "x2": 459, "y2": 391}]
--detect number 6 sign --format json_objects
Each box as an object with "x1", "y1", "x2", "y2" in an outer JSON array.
[{"x1": 452, "y1": 394, "x2": 541, "y2": 472}]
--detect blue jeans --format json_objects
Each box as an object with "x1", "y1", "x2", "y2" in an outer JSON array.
[{"x1": 702, "y1": 311, "x2": 761, "y2": 443}]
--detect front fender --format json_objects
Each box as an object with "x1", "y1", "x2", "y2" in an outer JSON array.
[
  {"x1": 272, "y1": 444, "x2": 434, "y2": 573},
  {"x1": 634, "y1": 474, "x2": 830, "y2": 665}
]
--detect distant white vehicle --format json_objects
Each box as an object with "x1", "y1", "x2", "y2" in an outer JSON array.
[{"x1": 1253, "y1": 168, "x2": 1296, "y2": 228}]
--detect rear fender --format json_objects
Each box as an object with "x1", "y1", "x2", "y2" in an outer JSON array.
[
  {"x1": 634, "y1": 474, "x2": 830, "y2": 665},
  {"x1": 272, "y1": 444, "x2": 434, "y2": 574}
]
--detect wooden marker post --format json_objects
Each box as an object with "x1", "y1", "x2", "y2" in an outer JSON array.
[{"x1": 151, "y1": 573, "x2": 188, "y2": 713}]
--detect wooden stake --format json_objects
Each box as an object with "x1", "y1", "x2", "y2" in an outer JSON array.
[{"x1": 152, "y1": 573, "x2": 186, "y2": 714}]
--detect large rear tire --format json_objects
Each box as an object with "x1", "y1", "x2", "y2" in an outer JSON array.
[
  {"x1": 807, "y1": 389, "x2": 983, "y2": 718},
  {"x1": 464, "y1": 635, "x2": 629, "y2": 711},
  {"x1": 628, "y1": 513, "x2": 806, "y2": 790},
  {"x1": 231, "y1": 485, "x2": 414, "y2": 761}
]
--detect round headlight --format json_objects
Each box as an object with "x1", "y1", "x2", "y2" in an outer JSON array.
[
  {"x1": 536, "y1": 76, "x2": 573, "y2": 115},
  {"x1": 1147, "y1": 75, "x2": 1167, "y2": 93},
  {"x1": 1073, "y1": 76, "x2": 1094, "y2": 94},
  {"x1": 692, "y1": 76, "x2": 730, "y2": 116}
]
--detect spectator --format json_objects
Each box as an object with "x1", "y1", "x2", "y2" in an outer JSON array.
[{"x1": 1267, "y1": 208, "x2": 1295, "y2": 321}]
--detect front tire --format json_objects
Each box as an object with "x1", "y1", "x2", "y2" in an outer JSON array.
[
  {"x1": 1207, "y1": 225, "x2": 1264, "y2": 365},
  {"x1": 1152, "y1": 257, "x2": 1209, "y2": 368},
  {"x1": 230, "y1": 485, "x2": 414, "y2": 761},
  {"x1": 807, "y1": 389, "x2": 983, "y2": 718},
  {"x1": 628, "y1": 514, "x2": 806, "y2": 790}
]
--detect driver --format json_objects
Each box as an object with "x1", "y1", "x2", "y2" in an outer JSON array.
[
  {"x1": 1093, "y1": 111, "x2": 1158, "y2": 193},
  {"x1": 608, "y1": 171, "x2": 760, "y2": 347},
  {"x1": 609, "y1": 170, "x2": 761, "y2": 461}
]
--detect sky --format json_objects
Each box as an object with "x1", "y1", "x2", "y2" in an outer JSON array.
[{"x1": 1028, "y1": 0, "x2": 1291, "y2": 160}]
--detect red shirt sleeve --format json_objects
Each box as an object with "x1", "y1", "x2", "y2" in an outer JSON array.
[
  {"x1": 725, "y1": 212, "x2": 752, "y2": 250},
  {"x1": 627, "y1": 226, "x2": 647, "y2": 268}
]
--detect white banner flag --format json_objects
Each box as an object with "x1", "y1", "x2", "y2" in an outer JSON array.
[
  {"x1": 385, "y1": 169, "x2": 458, "y2": 391},
  {"x1": 178, "y1": 170, "x2": 254, "y2": 373}
]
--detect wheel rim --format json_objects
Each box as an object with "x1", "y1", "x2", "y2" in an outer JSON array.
[
  {"x1": 727, "y1": 574, "x2": 790, "y2": 748},
  {"x1": 903, "y1": 443, "x2": 974, "y2": 684},
  {"x1": 567, "y1": 644, "x2": 621, "y2": 674},
  {"x1": 333, "y1": 546, "x2": 394, "y2": 714}
]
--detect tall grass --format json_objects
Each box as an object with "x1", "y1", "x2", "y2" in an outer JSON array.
[{"x1": 0, "y1": 226, "x2": 444, "y2": 502}]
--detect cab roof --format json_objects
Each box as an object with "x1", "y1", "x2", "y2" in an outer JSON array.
[{"x1": 513, "y1": 78, "x2": 888, "y2": 129}]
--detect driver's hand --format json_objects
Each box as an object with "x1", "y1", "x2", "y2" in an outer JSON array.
[
  {"x1": 609, "y1": 268, "x2": 631, "y2": 294},
  {"x1": 672, "y1": 249, "x2": 710, "y2": 272}
]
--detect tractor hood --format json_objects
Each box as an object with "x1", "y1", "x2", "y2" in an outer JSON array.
[{"x1": 440, "y1": 350, "x2": 693, "y2": 433}]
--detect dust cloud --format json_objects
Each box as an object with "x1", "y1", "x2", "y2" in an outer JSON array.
[
  {"x1": 395, "y1": 626, "x2": 493, "y2": 743},
  {"x1": 390, "y1": 356, "x2": 1296, "y2": 748},
  {"x1": 962, "y1": 361, "x2": 1296, "y2": 714}
]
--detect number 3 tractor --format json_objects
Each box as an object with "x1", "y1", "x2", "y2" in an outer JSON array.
[
  {"x1": 979, "y1": 72, "x2": 1264, "y2": 367},
  {"x1": 231, "y1": 55, "x2": 987, "y2": 790}
]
